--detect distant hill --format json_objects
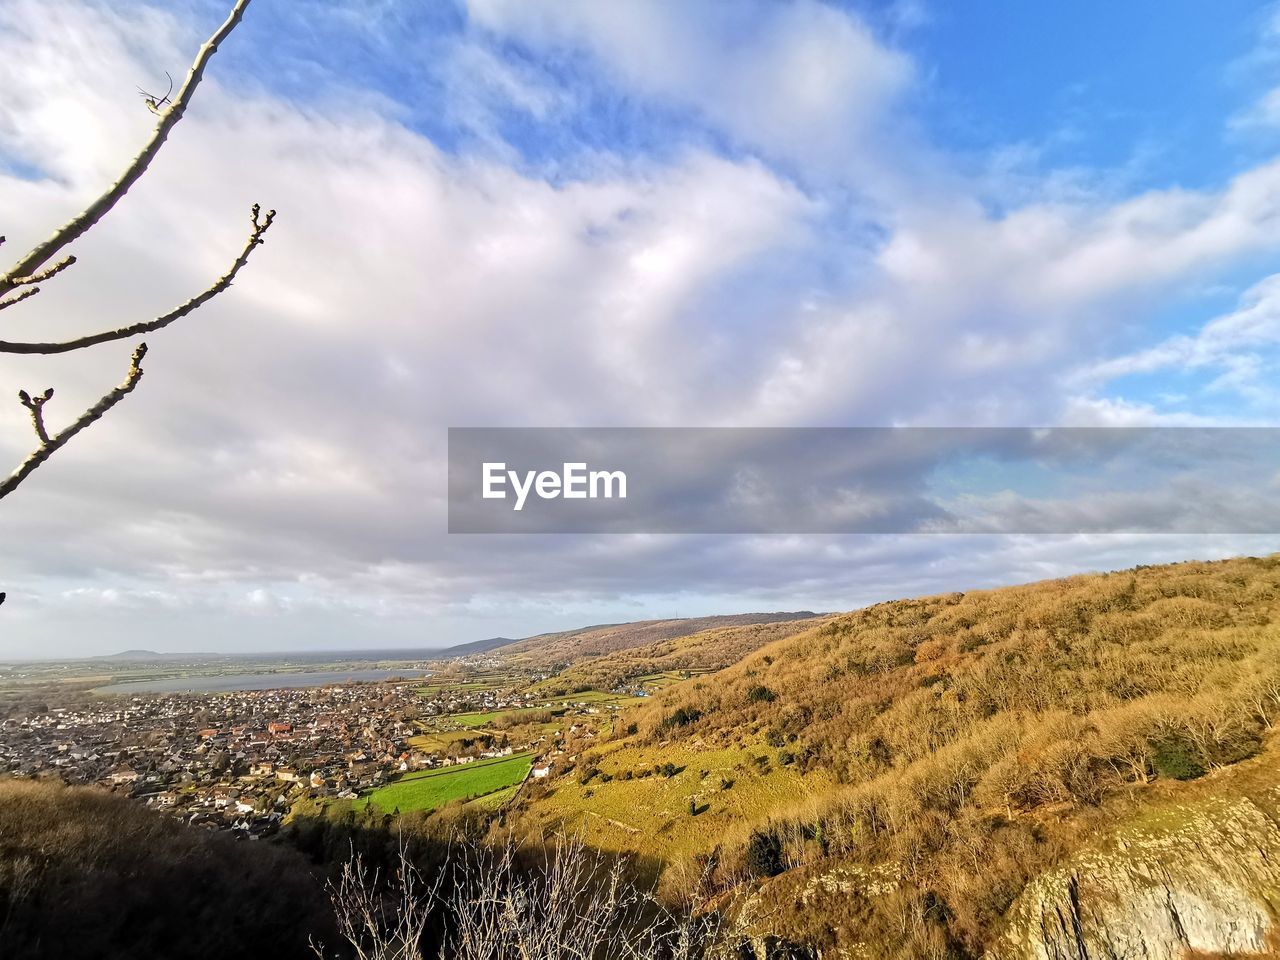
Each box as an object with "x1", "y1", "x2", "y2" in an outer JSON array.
[
  {"x1": 492, "y1": 612, "x2": 820, "y2": 669},
  {"x1": 436, "y1": 636, "x2": 521, "y2": 657},
  {"x1": 538, "y1": 614, "x2": 836, "y2": 694}
]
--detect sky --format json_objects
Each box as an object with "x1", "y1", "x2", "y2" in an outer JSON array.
[{"x1": 3, "y1": 0, "x2": 1280, "y2": 656}]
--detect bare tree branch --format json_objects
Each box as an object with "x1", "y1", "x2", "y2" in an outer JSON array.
[
  {"x1": 17, "y1": 388, "x2": 54, "y2": 445},
  {"x1": 0, "y1": 204, "x2": 275, "y2": 355},
  {"x1": 313, "y1": 833, "x2": 729, "y2": 960},
  {"x1": 0, "y1": 344, "x2": 148, "y2": 500},
  {"x1": 9, "y1": 256, "x2": 76, "y2": 287},
  {"x1": 0, "y1": 0, "x2": 254, "y2": 301},
  {"x1": 0, "y1": 287, "x2": 42, "y2": 313}
]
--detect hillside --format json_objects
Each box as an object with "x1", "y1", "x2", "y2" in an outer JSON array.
[
  {"x1": 437, "y1": 635, "x2": 520, "y2": 657},
  {"x1": 492, "y1": 612, "x2": 820, "y2": 670},
  {"x1": 512, "y1": 555, "x2": 1280, "y2": 958},
  {"x1": 0, "y1": 779, "x2": 331, "y2": 960},
  {"x1": 533, "y1": 615, "x2": 836, "y2": 694}
]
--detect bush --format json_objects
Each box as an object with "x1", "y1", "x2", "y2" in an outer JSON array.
[
  {"x1": 658, "y1": 706, "x2": 703, "y2": 732},
  {"x1": 745, "y1": 829, "x2": 785, "y2": 878},
  {"x1": 748, "y1": 685, "x2": 777, "y2": 703},
  {"x1": 0, "y1": 779, "x2": 331, "y2": 960},
  {"x1": 1149, "y1": 733, "x2": 1206, "y2": 781}
]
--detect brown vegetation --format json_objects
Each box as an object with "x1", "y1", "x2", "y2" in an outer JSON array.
[
  {"x1": 0, "y1": 778, "x2": 331, "y2": 960},
  {"x1": 550, "y1": 555, "x2": 1280, "y2": 956},
  {"x1": 544, "y1": 616, "x2": 833, "y2": 694},
  {"x1": 498, "y1": 612, "x2": 819, "y2": 674}
]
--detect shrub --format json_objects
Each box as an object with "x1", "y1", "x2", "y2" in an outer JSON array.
[
  {"x1": 658, "y1": 706, "x2": 703, "y2": 732},
  {"x1": 745, "y1": 829, "x2": 785, "y2": 878},
  {"x1": 748, "y1": 685, "x2": 777, "y2": 703},
  {"x1": 1149, "y1": 733, "x2": 1206, "y2": 781}
]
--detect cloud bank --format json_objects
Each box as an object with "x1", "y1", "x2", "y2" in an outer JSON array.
[{"x1": 2, "y1": 0, "x2": 1279, "y2": 654}]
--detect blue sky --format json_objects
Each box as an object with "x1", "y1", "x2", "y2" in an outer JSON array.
[
  {"x1": 221, "y1": 1, "x2": 1278, "y2": 194},
  {"x1": 911, "y1": 3, "x2": 1263, "y2": 179},
  {"x1": 3, "y1": 0, "x2": 1280, "y2": 655}
]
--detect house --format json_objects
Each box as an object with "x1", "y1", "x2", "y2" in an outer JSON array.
[{"x1": 531, "y1": 762, "x2": 553, "y2": 779}]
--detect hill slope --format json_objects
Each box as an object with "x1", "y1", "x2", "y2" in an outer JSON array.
[
  {"x1": 513, "y1": 555, "x2": 1280, "y2": 957},
  {"x1": 492, "y1": 611, "x2": 820, "y2": 670},
  {"x1": 0, "y1": 779, "x2": 330, "y2": 960},
  {"x1": 533, "y1": 615, "x2": 836, "y2": 694},
  {"x1": 436, "y1": 635, "x2": 520, "y2": 657}
]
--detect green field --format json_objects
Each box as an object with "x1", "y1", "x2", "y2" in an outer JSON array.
[
  {"x1": 521, "y1": 741, "x2": 828, "y2": 859},
  {"x1": 416, "y1": 675, "x2": 515, "y2": 697},
  {"x1": 356, "y1": 752, "x2": 534, "y2": 814},
  {"x1": 408, "y1": 728, "x2": 485, "y2": 751},
  {"x1": 536, "y1": 690, "x2": 643, "y2": 706}
]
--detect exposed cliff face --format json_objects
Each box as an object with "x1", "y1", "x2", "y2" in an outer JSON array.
[{"x1": 993, "y1": 786, "x2": 1280, "y2": 960}]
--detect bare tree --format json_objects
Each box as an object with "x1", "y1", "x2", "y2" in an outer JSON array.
[
  {"x1": 314, "y1": 838, "x2": 442, "y2": 960},
  {"x1": 0, "y1": 0, "x2": 274, "y2": 502},
  {"x1": 313, "y1": 834, "x2": 728, "y2": 960}
]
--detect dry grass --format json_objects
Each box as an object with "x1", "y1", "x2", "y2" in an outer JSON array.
[{"x1": 514, "y1": 555, "x2": 1280, "y2": 957}]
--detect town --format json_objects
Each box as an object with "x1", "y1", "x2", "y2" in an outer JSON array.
[{"x1": 0, "y1": 667, "x2": 623, "y2": 837}]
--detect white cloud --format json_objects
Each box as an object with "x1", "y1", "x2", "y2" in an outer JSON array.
[
  {"x1": 1070, "y1": 273, "x2": 1280, "y2": 413},
  {"x1": 2, "y1": 0, "x2": 1279, "y2": 655},
  {"x1": 1227, "y1": 5, "x2": 1280, "y2": 133},
  {"x1": 465, "y1": 0, "x2": 913, "y2": 174}
]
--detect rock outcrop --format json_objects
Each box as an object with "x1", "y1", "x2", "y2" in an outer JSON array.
[{"x1": 993, "y1": 787, "x2": 1280, "y2": 959}]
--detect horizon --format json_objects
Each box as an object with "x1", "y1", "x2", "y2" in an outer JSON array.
[{"x1": 11, "y1": 547, "x2": 1279, "y2": 660}]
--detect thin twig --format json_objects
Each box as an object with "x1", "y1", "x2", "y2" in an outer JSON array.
[
  {"x1": 0, "y1": 287, "x2": 41, "y2": 312},
  {"x1": 17, "y1": 388, "x2": 54, "y2": 445},
  {"x1": 0, "y1": 343, "x2": 148, "y2": 499},
  {"x1": 0, "y1": 0, "x2": 254, "y2": 301},
  {"x1": 0, "y1": 205, "x2": 274, "y2": 354},
  {"x1": 9, "y1": 255, "x2": 76, "y2": 286}
]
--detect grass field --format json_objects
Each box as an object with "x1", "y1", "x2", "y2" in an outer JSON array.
[
  {"x1": 408, "y1": 728, "x2": 485, "y2": 751},
  {"x1": 466, "y1": 782, "x2": 523, "y2": 810},
  {"x1": 356, "y1": 752, "x2": 534, "y2": 814},
  {"x1": 416, "y1": 675, "x2": 515, "y2": 697},
  {"x1": 536, "y1": 690, "x2": 645, "y2": 707},
  {"x1": 518, "y1": 740, "x2": 826, "y2": 859}
]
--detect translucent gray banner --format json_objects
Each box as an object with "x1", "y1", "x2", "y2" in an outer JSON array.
[{"x1": 447, "y1": 427, "x2": 1280, "y2": 534}]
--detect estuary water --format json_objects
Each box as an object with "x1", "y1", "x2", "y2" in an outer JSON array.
[{"x1": 95, "y1": 669, "x2": 426, "y2": 695}]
